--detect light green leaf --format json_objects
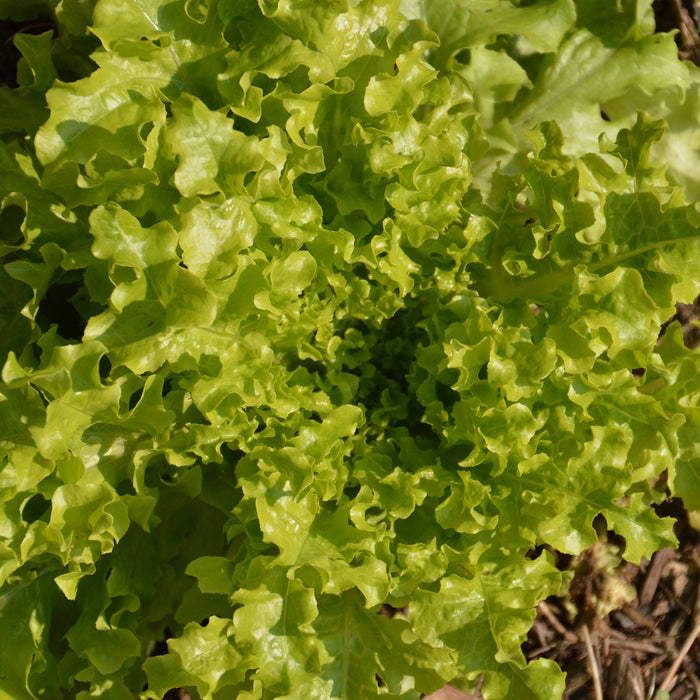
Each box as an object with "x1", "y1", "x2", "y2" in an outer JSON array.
[
  {"x1": 143, "y1": 617, "x2": 246, "y2": 699},
  {"x1": 268, "y1": 250, "x2": 317, "y2": 299},
  {"x1": 402, "y1": 0, "x2": 576, "y2": 66},
  {"x1": 90, "y1": 204, "x2": 177, "y2": 270},
  {"x1": 14, "y1": 30, "x2": 57, "y2": 93},
  {"x1": 315, "y1": 590, "x2": 451, "y2": 699},
  {"x1": 179, "y1": 197, "x2": 258, "y2": 279},
  {"x1": 166, "y1": 94, "x2": 265, "y2": 196},
  {"x1": 0, "y1": 572, "x2": 61, "y2": 700},
  {"x1": 34, "y1": 49, "x2": 169, "y2": 167},
  {"x1": 410, "y1": 553, "x2": 565, "y2": 700},
  {"x1": 2, "y1": 0, "x2": 698, "y2": 697}
]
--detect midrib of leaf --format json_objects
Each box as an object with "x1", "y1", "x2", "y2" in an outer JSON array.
[
  {"x1": 192, "y1": 325, "x2": 238, "y2": 341},
  {"x1": 515, "y1": 472, "x2": 670, "y2": 542},
  {"x1": 593, "y1": 400, "x2": 654, "y2": 426},
  {"x1": 470, "y1": 26, "x2": 666, "y2": 186},
  {"x1": 476, "y1": 230, "x2": 700, "y2": 302},
  {"x1": 510, "y1": 28, "x2": 639, "y2": 130},
  {"x1": 125, "y1": 0, "x2": 183, "y2": 70},
  {"x1": 114, "y1": 227, "x2": 166, "y2": 307},
  {"x1": 181, "y1": 632, "x2": 230, "y2": 677},
  {"x1": 587, "y1": 235, "x2": 698, "y2": 273},
  {"x1": 677, "y1": 460, "x2": 700, "y2": 496},
  {"x1": 189, "y1": 115, "x2": 227, "y2": 179},
  {"x1": 53, "y1": 395, "x2": 97, "y2": 418},
  {"x1": 280, "y1": 524, "x2": 313, "y2": 639},
  {"x1": 437, "y1": 4, "x2": 549, "y2": 51},
  {"x1": 129, "y1": 0, "x2": 159, "y2": 31},
  {"x1": 479, "y1": 575, "x2": 499, "y2": 664},
  {"x1": 282, "y1": 577, "x2": 294, "y2": 639},
  {"x1": 341, "y1": 602, "x2": 352, "y2": 700},
  {"x1": 0, "y1": 569, "x2": 51, "y2": 610}
]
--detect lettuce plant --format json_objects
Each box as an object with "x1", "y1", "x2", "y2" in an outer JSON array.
[{"x1": 1, "y1": 0, "x2": 699, "y2": 698}]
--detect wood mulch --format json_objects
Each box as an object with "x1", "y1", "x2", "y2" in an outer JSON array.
[
  {"x1": 523, "y1": 509, "x2": 700, "y2": 700},
  {"x1": 653, "y1": 0, "x2": 700, "y2": 65}
]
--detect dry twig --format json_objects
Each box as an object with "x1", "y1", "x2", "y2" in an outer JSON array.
[
  {"x1": 538, "y1": 601, "x2": 577, "y2": 642},
  {"x1": 681, "y1": 657, "x2": 700, "y2": 698},
  {"x1": 669, "y1": 0, "x2": 700, "y2": 63},
  {"x1": 581, "y1": 625, "x2": 604, "y2": 700},
  {"x1": 640, "y1": 548, "x2": 675, "y2": 605},
  {"x1": 659, "y1": 618, "x2": 700, "y2": 693}
]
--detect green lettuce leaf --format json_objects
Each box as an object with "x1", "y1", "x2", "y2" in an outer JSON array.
[{"x1": 1, "y1": 0, "x2": 698, "y2": 698}]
